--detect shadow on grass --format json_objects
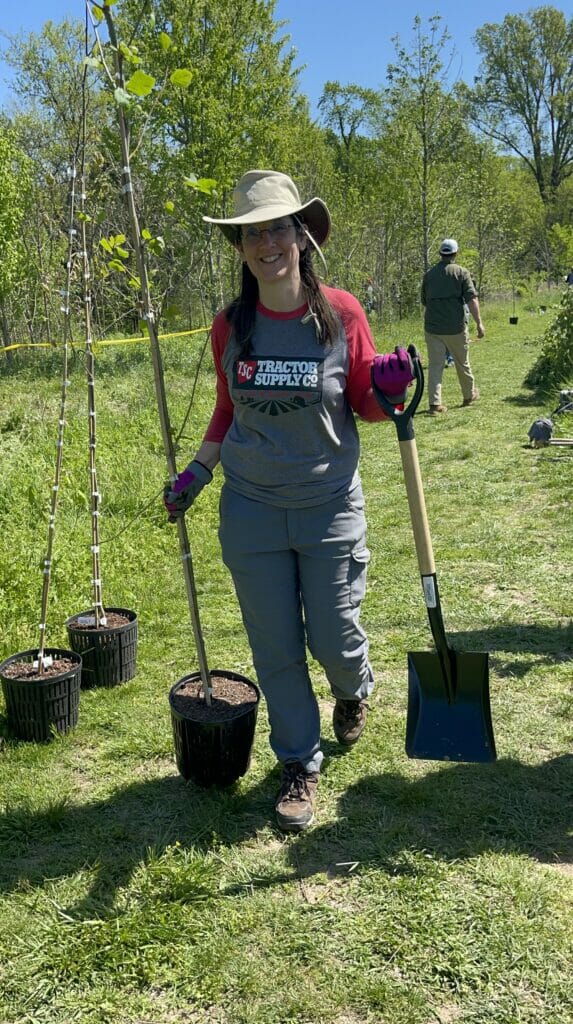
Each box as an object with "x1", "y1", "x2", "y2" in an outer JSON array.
[
  {"x1": 283, "y1": 754, "x2": 573, "y2": 885},
  {"x1": 450, "y1": 622, "x2": 572, "y2": 678},
  {"x1": 0, "y1": 766, "x2": 277, "y2": 915},
  {"x1": 503, "y1": 391, "x2": 547, "y2": 408},
  {"x1": 1, "y1": 750, "x2": 571, "y2": 915}
]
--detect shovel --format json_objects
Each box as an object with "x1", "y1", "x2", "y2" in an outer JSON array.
[{"x1": 371, "y1": 349, "x2": 496, "y2": 762}]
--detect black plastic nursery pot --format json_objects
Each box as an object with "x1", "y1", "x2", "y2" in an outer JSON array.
[
  {"x1": 509, "y1": 316, "x2": 519, "y2": 324},
  {"x1": 169, "y1": 669, "x2": 260, "y2": 788},
  {"x1": 66, "y1": 607, "x2": 138, "y2": 688},
  {"x1": 0, "y1": 647, "x2": 82, "y2": 742}
]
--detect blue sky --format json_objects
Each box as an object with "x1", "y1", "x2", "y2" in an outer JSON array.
[{"x1": 1, "y1": 1, "x2": 570, "y2": 113}]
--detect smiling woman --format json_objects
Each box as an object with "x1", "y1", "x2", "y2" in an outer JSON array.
[{"x1": 163, "y1": 168, "x2": 415, "y2": 833}]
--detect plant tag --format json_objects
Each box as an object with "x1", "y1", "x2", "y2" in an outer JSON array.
[
  {"x1": 422, "y1": 576, "x2": 437, "y2": 608},
  {"x1": 33, "y1": 655, "x2": 53, "y2": 669},
  {"x1": 77, "y1": 615, "x2": 96, "y2": 626}
]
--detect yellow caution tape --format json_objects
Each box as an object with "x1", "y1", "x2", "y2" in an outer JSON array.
[{"x1": 1, "y1": 326, "x2": 210, "y2": 355}]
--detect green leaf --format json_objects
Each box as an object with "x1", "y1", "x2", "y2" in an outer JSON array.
[
  {"x1": 184, "y1": 176, "x2": 218, "y2": 195},
  {"x1": 170, "y1": 68, "x2": 193, "y2": 88},
  {"x1": 92, "y1": 6, "x2": 104, "y2": 22},
  {"x1": 149, "y1": 235, "x2": 165, "y2": 254},
  {"x1": 119, "y1": 42, "x2": 142, "y2": 66},
  {"x1": 158, "y1": 32, "x2": 172, "y2": 51},
  {"x1": 108, "y1": 259, "x2": 127, "y2": 273},
  {"x1": 99, "y1": 237, "x2": 113, "y2": 253},
  {"x1": 128, "y1": 277, "x2": 141, "y2": 289},
  {"x1": 77, "y1": 212, "x2": 92, "y2": 222},
  {"x1": 164, "y1": 200, "x2": 175, "y2": 213},
  {"x1": 115, "y1": 247, "x2": 130, "y2": 259},
  {"x1": 113, "y1": 234, "x2": 127, "y2": 246},
  {"x1": 114, "y1": 87, "x2": 131, "y2": 107},
  {"x1": 195, "y1": 177, "x2": 218, "y2": 195},
  {"x1": 83, "y1": 56, "x2": 103, "y2": 70},
  {"x1": 141, "y1": 228, "x2": 152, "y2": 240},
  {"x1": 126, "y1": 70, "x2": 155, "y2": 97}
]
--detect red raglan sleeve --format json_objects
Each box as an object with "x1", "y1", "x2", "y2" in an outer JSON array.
[
  {"x1": 202, "y1": 310, "x2": 235, "y2": 443},
  {"x1": 325, "y1": 288, "x2": 389, "y2": 422}
]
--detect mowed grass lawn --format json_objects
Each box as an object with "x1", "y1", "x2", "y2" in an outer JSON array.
[{"x1": 0, "y1": 296, "x2": 572, "y2": 1024}]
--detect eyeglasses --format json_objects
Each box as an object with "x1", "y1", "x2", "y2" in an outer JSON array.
[{"x1": 241, "y1": 221, "x2": 295, "y2": 245}]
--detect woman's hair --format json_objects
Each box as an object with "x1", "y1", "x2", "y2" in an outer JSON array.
[{"x1": 225, "y1": 220, "x2": 339, "y2": 354}]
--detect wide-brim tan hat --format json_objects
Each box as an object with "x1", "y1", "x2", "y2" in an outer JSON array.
[{"x1": 203, "y1": 169, "x2": 331, "y2": 246}]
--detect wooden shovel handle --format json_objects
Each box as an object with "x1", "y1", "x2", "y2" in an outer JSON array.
[{"x1": 398, "y1": 438, "x2": 435, "y2": 577}]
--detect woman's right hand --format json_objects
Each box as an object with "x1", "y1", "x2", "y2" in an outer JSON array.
[{"x1": 163, "y1": 460, "x2": 213, "y2": 520}]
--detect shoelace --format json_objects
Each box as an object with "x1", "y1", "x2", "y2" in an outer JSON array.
[
  {"x1": 339, "y1": 700, "x2": 368, "y2": 722},
  {"x1": 281, "y1": 763, "x2": 310, "y2": 801}
]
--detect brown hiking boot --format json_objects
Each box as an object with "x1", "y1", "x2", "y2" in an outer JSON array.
[
  {"x1": 333, "y1": 699, "x2": 369, "y2": 746},
  {"x1": 429, "y1": 404, "x2": 447, "y2": 414},
  {"x1": 275, "y1": 760, "x2": 319, "y2": 832},
  {"x1": 462, "y1": 390, "x2": 480, "y2": 407}
]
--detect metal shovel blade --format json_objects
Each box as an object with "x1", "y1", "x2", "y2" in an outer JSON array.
[{"x1": 406, "y1": 650, "x2": 496, "y2": 762}]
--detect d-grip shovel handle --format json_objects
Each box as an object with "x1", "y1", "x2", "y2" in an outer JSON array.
[{"x1": 371, "y1": 352, "x2": 456, "y2": 703}]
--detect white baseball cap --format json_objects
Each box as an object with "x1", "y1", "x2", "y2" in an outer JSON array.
[{"x1": 439, "y1": 238, "x2": 459, "y2": 255}]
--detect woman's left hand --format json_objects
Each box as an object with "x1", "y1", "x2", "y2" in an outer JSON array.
[{"x1": 372, "y1": 347, "x2": 415, "y2": 404}]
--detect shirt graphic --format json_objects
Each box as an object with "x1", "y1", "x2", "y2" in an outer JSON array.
[{"x1": 232, "y1": 356, "x2": 325, "y2": 415}]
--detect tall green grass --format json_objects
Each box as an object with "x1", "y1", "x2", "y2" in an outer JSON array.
[{"x1": 0, "y1": 296, "x2": 571, "y2": 1024}]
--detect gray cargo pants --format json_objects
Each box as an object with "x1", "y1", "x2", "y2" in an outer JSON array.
[{"x1": 218, "y1": 482, "x2": 374, "y2": 774}]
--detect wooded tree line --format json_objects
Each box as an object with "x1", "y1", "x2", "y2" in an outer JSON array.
[{"x1": 0, "y1": 1, "x2": 571, "y2": 353}]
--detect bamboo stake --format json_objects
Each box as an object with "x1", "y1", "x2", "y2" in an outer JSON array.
[{"x1": 101, "y1": 6, "x2": 212, "y2": 702}]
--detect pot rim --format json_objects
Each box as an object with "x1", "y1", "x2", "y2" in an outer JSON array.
[
  {"x1": 169, "y1": 668, "x2": 260, "y2": 724},
  {"x1": 65, "y1": 607, "x2": 137, "y2": 634},
  {"x1": 0, "y1": 647, "x2": 82, "y2": 685}
]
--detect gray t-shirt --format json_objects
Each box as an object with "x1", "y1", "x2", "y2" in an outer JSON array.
[
  {"x1": 421, "y1": 260, "x2": 477, "y2": 334},
  {"x1": 219, "y1": 307, "x2": 360, "y2": 508}
]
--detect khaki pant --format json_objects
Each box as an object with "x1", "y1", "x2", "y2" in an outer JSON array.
[{"x1": 425, "y1": 329, "x2": 476, "y2": 406}]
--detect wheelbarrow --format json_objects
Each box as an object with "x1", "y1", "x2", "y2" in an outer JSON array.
[{"x1": 371, "y1": 348, "x2": 497, "y2": 762}]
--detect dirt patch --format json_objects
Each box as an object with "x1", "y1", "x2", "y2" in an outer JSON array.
[
  {"x1": 546, "y1": 861, "x2": 573, "y2": 877},
  {"x1": 432, "y1": 1006, "x2": 461, "y2": 1024},
  {"x1": 171, "y1": 675, "x2": 257, "y2": 723}
]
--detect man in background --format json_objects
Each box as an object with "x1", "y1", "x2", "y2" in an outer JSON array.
[{"x1": 421, "y1": 239, "x2": 485, "y2": 414}]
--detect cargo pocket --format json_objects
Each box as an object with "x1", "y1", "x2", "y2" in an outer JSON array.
[{"x1": 349, "y1": 546, "x2": 371, "y2": 606}]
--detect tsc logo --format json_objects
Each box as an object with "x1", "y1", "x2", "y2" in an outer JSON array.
[
  {"x1": 236, "y1": 360, "x2": 257, "y2": 384},
  {"x1": 232, "y1": 355, "x2": 325, "y2": 413}
]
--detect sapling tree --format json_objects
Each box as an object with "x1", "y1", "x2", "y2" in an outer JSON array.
[
  {"x1": 89, "y1": 0, "x2": 212, "y2": 701},
  {"x1": 36, "y1": 161, "x2": 80, "y2": 673},
  {"x1": 78, "y1": 45, "x2": 107, "y2": 630}
]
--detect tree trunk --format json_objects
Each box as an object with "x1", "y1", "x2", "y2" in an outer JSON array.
[{"x1": 0, "y1": 302, "x2": 14, "y2": 367}]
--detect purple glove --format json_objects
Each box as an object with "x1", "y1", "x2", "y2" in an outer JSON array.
[
  {"x1": 163, "y1": 460, "x2": 212, "y2": 519},
  {"x1": 372, "y1": 346, "x2": 415, "y2": 404}
]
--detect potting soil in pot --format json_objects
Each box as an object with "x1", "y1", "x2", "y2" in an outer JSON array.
[
  {"x1": 169, "y1": 671, "x2": 260, "y2": 786},
  {"x1": 70, "y1": 611, "x2": 131, "y2": 630},
  {"x1": 66, "y1": 607, "x2": 138, "y2": 688},
  {"x1": 2, "y1": 656, "x2": 78, "y2": 680},
  {"x1": 171, "y1": 675, "x2": 258, "y2": 722},
  {"x1": 0, "y1": 648, "x2": 82, "y2": 742}
]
